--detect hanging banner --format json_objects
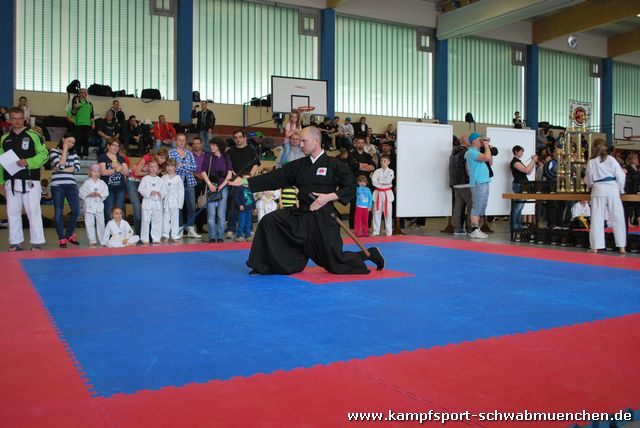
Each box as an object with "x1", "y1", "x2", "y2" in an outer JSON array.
[{"x1": 568, "y1": 99, "x2": 592, "y2": 130}]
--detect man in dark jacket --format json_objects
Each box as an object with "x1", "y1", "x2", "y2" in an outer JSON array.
[{"x1": 192, "y1": 100, "x2": 216, "y2": 151}]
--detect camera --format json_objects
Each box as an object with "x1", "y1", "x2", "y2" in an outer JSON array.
[{"x1": 480, "y1": 145, "x2": 498, "y2": 156}]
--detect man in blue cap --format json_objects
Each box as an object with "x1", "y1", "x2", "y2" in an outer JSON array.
[{"x1": 464, "y1": 132, "x2": 493, "y2": 239}]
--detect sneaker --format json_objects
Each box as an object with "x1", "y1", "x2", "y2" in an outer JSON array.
[
  {"x1": 208, "y1": 238, "x2": 217, "y2": 243},
  {"x1": 225, "y1": 231, "x2": 234, "y2": 239},
  {"x1": 453, "y1": 228, "x2": 467, "y2": 235},
  {"x1": 67, "y1": 235, "x2": 80, "y2": 246},
  {"x1": 235, "y1": 236, "x2": 245, "y2": 242},
  {"x1": 469, "y1": 229, "x2": 488, "y2": 239},
  {"x1": 246, "y1": 236, "x2": 253, "y2": 242},
  {"x1": 59, "y1": 239, "x2": 68, "y2": 248},
  {"x1": 8, "y1": 244, "x2": 23, "y2": 252}
]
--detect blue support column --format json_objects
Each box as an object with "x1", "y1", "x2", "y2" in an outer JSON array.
[
  {"x1": 320, "y1": 9, "x2": 336, "y2": 118},
  {"x1": 434, "y1": 39, "x2": 448, "y2": 124},
  {"x1": 601, "y1": 58, "x2": 614, "y2": 144},
  {"x1": 177, "y1": 0, "x2": 193, "y2": 124},
  {"x1": 1, "y1": 0, "x2": 15, "y2": 107},
  {"x1": 525, "y1": 45, "x2": 539, "y2": 131}
]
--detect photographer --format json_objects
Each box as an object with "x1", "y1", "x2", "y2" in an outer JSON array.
[
  {"x1": 464, "y1": 133, "x2": 494, "y2": 239},
  {"x1": 510, "y1": 145, "x2": 537, "y2": 230}
]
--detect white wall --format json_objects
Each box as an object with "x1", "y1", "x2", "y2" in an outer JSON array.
[
  {"x1": 335, "y1": 0, "x2": 438, "y2": 28},
  {"x1": 539, "y1": 32, "x2": 608, "y2": 58}
]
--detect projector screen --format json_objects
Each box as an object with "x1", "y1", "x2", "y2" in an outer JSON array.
[
  {"x1": 485, "y1": 127, "x2": 536, "y2": 216},
  {"x1": 396, "y1": 122, "x2": 453, "y2": 217}
]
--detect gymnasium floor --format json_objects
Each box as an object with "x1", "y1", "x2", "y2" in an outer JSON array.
[{"x1": 1, "y1": 220, "x2": 639, "y2": 427}]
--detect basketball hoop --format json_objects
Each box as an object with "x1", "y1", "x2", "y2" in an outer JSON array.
[
  {"x1": 625, "y1": 135, "x2": 640, "y2": 143},
  {"x1": 297, "y1": 106, "x2": 316, "y2": 126}
]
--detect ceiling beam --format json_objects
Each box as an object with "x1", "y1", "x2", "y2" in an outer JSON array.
[
  {"x1": 608, "y1": 27, "x2": 640, "y2": 57},
  {"x1": 326, "y1": 0, "x2": 345, "y2": 8},
  {"x1": 532, "y1": 0, "x2": 640, "y2": 45},
  {"x1": 437, "y1": 0, "x2": 580, "y2": 40}
]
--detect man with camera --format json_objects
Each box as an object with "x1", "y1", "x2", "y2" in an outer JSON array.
[
  {"x1": 464, "y1": 132, "x2": 494, "y2": 239},
  {"x1": 192, "y1": 100, "x2": 216, "y2": 151}
]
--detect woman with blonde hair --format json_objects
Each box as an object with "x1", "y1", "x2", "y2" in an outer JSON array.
[{"x1": 584, "y1": 139, "x2": 626, "y2": 253}]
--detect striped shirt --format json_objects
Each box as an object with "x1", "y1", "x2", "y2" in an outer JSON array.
[{"x1": 49, "y1": 148, "x2": 80, "y2": 186}]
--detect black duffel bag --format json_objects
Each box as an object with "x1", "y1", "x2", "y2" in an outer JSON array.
[
  {"x1": 141, "y1": 88, "x2": 161, "y2": 100},
  {"x1": 88, "y1": 83, "x2": 113, "y2": 97}
]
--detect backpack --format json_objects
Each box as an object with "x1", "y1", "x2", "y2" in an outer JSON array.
[
  {"x1": 448, "y1": 146, "x2": 469, "y2": 187},
  {"x1": 66, "y1": 79, "x2": 81, "y2": 95}
]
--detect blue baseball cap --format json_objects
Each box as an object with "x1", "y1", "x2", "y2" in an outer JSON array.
[{"x1": 469, "y1": 132, "x2": 482, "y2": 143}]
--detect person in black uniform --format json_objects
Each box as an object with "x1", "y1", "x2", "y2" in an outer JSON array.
[{"x1": 228, "y1": 126, "x2": 384, "y2": 275}]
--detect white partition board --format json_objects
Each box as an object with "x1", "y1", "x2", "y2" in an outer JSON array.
[
  {"x1": 485, "y1": 127, "x2": 536, "y2": 216},
  {"x1": 396, "y1": 122, "x2": 453, "y2": 217}
]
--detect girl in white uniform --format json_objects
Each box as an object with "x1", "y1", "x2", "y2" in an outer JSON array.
[
  {"x1": 78, "y1": 164, "x2": 109, "y2": 246},
  {"x1": 254, "y1": 189, "x2": 280, "y2": 222},
  {"x1": 371, "y1": 154, "x2": 395, "y2": 236},
  {"x1": 584, "y1": 138, "x2": 626, "y2": 254},
  {"x1": 138, "y1": 160, "x2": 167, "y2": 244},
  {"x1": 102, "y1": 206, "x2": 139, "y2": 248},
  {"x1": 162, "y1": 159, "x2": 185, "y2": 242}
]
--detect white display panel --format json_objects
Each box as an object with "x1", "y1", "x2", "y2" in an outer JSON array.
[
  {"x1": 614, "y1": 114, "x2": 640, "y2": 140},
  {"x1": 396, "y1": 122, "x2": 453, "y2": 217},
  {"x1": 485, "y1": 127, "x2": 536, "y2": 216},
  {"x1": 271, "y1": 76, "x2": 328, "y2": 115}
]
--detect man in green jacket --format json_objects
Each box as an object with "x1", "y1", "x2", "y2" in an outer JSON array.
[{"x1": 67, "y1": 88, "x2": 95, "y2": 159}]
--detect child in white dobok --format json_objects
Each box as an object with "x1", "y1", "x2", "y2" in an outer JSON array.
[
  {"x1": 138, "y1": 160, "x2": 167, "y2": 244},
  {"x1": 255, "y1": 189, "x2": 280, "y2": 222},
  {"x1": 162, "y1": 158, "x2": 185, "y2": 243},
  {"x1": 103, "y1": 206, "x2": 139, "y2": 247},
  {"x1": 371, "y1": 154, "x2": 395, "y2": 236},
  {"x1": 78, "y1": 164, "x2": 109, "y2": 246}
]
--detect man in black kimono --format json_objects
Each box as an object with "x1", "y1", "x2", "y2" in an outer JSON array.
[{"x1": 228, "y1": 126, "x2": 384, "y2": 275}]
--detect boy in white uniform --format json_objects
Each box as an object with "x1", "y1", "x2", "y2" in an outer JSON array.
[
  {"x1": 138, "y1": 160, "x2": 167, "y2": 244},
  {"x1": 255, "y1": 189, "x2": 280, "y2": 222},
  {"x1": 371, "y1": 154, "x2": 395, "y2": 236},
  {"x1": 79, "y1": 164, "x2": 109, "y2": 245}
]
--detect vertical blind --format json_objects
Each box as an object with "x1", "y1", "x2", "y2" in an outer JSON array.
[
  {"x1": 335, "y1": 16, "x2": 433, "y2": 118},
  {"x1": 16, "y1": 0, "x2": 175, "y2": 99},
  {"x1": 448, "y1": 37, "x2": 524, "y2": 126},
  {"x1": 538, "y1": 49, "x2": 599, "y2": 129},
  {"x1": 613, "y1": 61, "x2": 640, "y2": 117},
  {"x1": 193, "y1": 0, "x2": 318, "y2": 105}
]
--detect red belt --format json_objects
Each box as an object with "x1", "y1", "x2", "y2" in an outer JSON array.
[{"x1": 375, "y1": 187, "x2": 393, "y2": 218}]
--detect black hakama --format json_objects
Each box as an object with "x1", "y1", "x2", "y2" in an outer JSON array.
[{"x1": 246, "y1": 153, "x2": 369, "y2": 275}]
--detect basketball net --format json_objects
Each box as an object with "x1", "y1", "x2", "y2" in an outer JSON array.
[{"x1": 297, "y1": 106, "x2": 316, "y2": 126}]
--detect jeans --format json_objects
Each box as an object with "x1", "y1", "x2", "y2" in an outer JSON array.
[
  {"x1": 154, "y1": 139, "x2": 176, "y2": 151},
  {"x1": 236, "y1": 208, "x2": 253, "y2": 239},
  {"x1": 511, "y1": 182, "x2": 524, "y2": 229},
  {"x1": 199, "y1": 131, "x2": 211, "y2": 152},
  {"x1": 180, "y1": 184, "x2": 196, "y2": 227},
  {"x1": 127, "y1": 180, "x2": 142, "y2": 234},
  {"x1": 104, "y1": 187, "x2": 126, "y2": 221},
  {"x1": 52, "y1": 184, "x2": 80, "y2": 239},
  {"x1": 470, "y1": 183, "x2": 490, "y2": 217},
  {"x1": 452, "y1": 187, "x2": 472, "y2": 230},
  {"x1": 207, "y1": 186, "x2": 228, "y2": 240}
]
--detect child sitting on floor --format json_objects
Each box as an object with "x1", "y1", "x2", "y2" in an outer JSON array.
[{"x1": 102, "y1": 206, "x2": 139, "y2": 247}]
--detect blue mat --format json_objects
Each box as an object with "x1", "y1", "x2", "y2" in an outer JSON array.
[{"x1": 22, "y1": 243, "x2": 640, "y2": 397}]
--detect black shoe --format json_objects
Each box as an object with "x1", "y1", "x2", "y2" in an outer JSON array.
[
  {"x1": 209, "y1": 238, "x2": 216, "y2": 243},
  {"x1": 366, "y1": 247, "x2": 385, "y2": 271},
  {"x1": 249, "y1": 269, "x2": 260, "y2": 276},
  {"x1": 216, "y1": 238, "x2": 224, "y2": 243}
]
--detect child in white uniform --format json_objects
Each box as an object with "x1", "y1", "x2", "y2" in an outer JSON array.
[
  {"x1": 162, "y1": 158, "x2": 185, "y2": 243},
  {"x1": 584, "y1": 139, "x2": 626, "y2": 254},
  {"x1": 138, "y1": 160, "x2": 166, "y2": 244},
  {"x1": 255, "y1": 189, "x2": 280, "y2": 222},
  {"x1": 78, "y1": 164, "x2": 109, "y2": 246},
  {"x1": 102, "y1": 206, "x2": 139, "y2": 247},
  {"x1": 371, "y1": 154, "x2": 395, "y2": 236}
]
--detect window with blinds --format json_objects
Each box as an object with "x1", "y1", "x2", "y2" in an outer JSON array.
[
  {"x1": 15, "y1": 0, "x2": 175, "y2": 99},
  {"x1": 538, "y1": 49, "x2": 600, "y2": 129},
  {"x1": 448, "y1": 37, "x2": 524, "y2": 126},
  {"x1": 335, "y1": 16, "x2": 433, "y2": 119},
  {"x1": 193, "y1": 0, "x2": 318, "y2": 105},
  {"x1": 613, "y1": 61, "x2": 640, "y2": 117}
]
